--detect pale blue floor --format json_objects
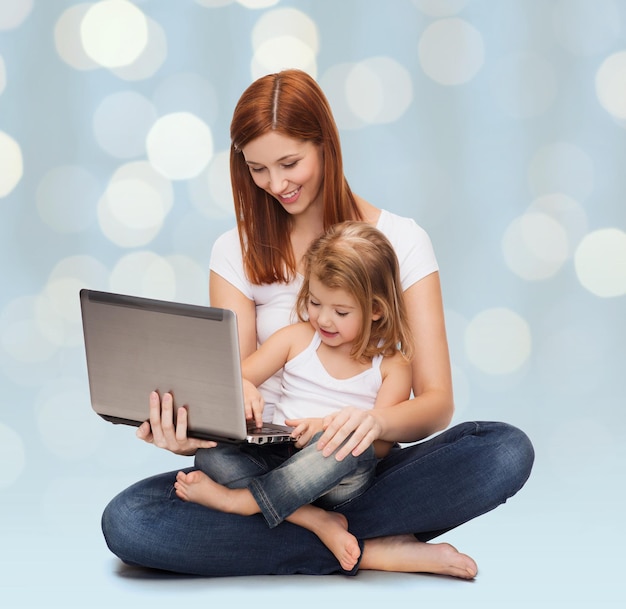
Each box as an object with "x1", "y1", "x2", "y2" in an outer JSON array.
[{"x1": 2, "y1": 440, "x2": 624, "y2": 609}]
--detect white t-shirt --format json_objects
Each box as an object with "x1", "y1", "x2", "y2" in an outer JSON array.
[{"x1": 209, "y1": 209, "x2": 438, "y2": 415}]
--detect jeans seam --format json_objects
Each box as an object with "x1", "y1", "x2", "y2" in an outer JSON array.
[{"x1": 248, "y1": 478, "x2": 282, "y2": 528}]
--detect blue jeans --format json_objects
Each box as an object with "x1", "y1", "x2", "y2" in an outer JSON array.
[
  {"x1": 101, "y1": 421, "x2": 534, "y2": 576},
  {"x1": 194, "y1": 432, "x2": 377, "y2": 527}
]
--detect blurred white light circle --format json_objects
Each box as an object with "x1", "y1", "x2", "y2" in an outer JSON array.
[
  {"x1": 575, "y1": 228, "x2": 626, "y2": 297},
  {"x1": 0, "y1": 131, "x2": 23, "y2": 197},
  {"x1": 36, "y1": 165, "x2": 100, "y2": 233},
  {"x1": 528, "y1": 142, "x2": 594, "y2": 201},
  {"x1": 146, "y1": 112, "x2": 214, "y2": 180},
  {"x1": 491, "y1": 53, "x2": 557, "y2": 119},
  {"x1": 165, "y1": 254, "x2": 209, "y2": 305},
  {"x1": 98, "y1": 179, "x2": 165, "y2": 247},
  {"x1": 0, "y1": 0, "x2": 33, "y2": 30},
  {"x1": 320, "y1": 63, "x2": 366, "y2": 130},
  {"x1": 112, "y1": 160, "x2": 174, "y2": 211},
  {"x1": 80, "y1": 0, "x2": 148, "y2": 68},
  {"x1": 54, "y1": 4, "x2": 99, "y2": 71},
  {"x1": 109, "y1": 16, "x2": 168, "y2": 81},
  {"x1": 109, "y1": 178, "x2": 166, "y2": 229},
  {"x1": 502, "y1": 212, "x2": 569, "y2": 281},
  {"x1": 418, "y1": 18, "x2": 485, "y2": 85},
  {"x1": 0, "y1": 423, "x2": 25, "y2": 489},
  {"x1": 251, "y1": 36, "x2": 317, "y2": 79},
  {"x1": 239, "y1": 0, "x2": 280, "y2": 9},
  {"x1": 346, "y1": 57, "x2": 413, "y2": 124},
  {"x1": 251, "y1": 8, "x2": 318, "y2": 77},
  {"x1": 411, "y1": 0, "x2": 468, "y2": 17},
  {"x1": 595, "y1": 51, "x2": 626, "y2": 121},
  {"x1": 36, "y1": 255, "x2": 109, "y2": 347},
  {"x1": 94, "y1": 91, "x2": 158, "y2": 158},
  {"x1": 110, "y1": 251, "x2": 176, "y2": 300},
  {"x1": 465, "y1": 308, "x2": 532, "y2": 375},
  {"x1": 528, "y1": 193, "x2": 588, "y2": 253}
]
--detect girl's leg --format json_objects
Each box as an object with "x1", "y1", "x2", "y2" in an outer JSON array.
[
  {"x1": 193, "y1": 442, "x2": 290, "y2": 488},
  {"x1": 173, "y1": 468, "x2": 362, "y2": 571},
  {"x1": 101, "y1": 421, "x2": 534, "y2": 577},
  {"x1": 246, "y1": 433, "x2": 377, "y2": 527}
]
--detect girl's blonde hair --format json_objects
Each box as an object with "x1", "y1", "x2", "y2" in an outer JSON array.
[
  {"x1": 295, "y1": 222, "x2": 414, "y2": 361},
  {"x1": 230, "y1": 69, "x2": 362, "y2": 285}
]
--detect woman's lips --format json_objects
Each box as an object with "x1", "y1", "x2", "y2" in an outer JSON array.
[{"x1": 279, "y1": 186, "x2": 301, "y2": 204}]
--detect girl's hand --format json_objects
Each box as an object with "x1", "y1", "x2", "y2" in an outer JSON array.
[
  {"x1": 243, "y1": 378, "x2": 264, "y2": 428},
  {"x1": 136, "y1": 391, "x2": 217, "y2": 456},
  {"x1": 316, "y1": 407, "x2": 382, "y2": 461},
  {"x1": 284, "y1": 417, "x2": 324, "y2": 449}
]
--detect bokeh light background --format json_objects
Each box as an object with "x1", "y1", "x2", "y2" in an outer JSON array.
[{"x1": 1, "y1": 0, "x2": 625, "y2": 607}]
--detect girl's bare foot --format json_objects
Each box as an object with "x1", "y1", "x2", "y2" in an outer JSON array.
[
  {"x1": 359, "y1": 534, "x2": 478, "y2": 579},
  {"x1": 294, "y1": 509, "x2": 360, "y2": 571},
  {"x1": 174, "y1": 470, "x2": 258, "y2": 515}
]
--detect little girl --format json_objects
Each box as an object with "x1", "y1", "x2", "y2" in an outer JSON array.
[{"x1": 175, "y1": 221, "x2": 414, "y2": 572}]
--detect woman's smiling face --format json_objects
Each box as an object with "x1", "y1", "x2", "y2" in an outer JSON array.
[{"x1": 241, "y1": 131, "x2": 324, "y2": 216}]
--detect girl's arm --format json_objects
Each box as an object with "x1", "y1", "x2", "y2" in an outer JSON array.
[{"x1": 318, "y1": 271, "x2": 454, "y2": 459}]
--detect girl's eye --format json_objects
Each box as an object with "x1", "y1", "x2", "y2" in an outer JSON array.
[
  {"x1": 308, "y1": 299, "x2": 320, "y2": 307},
  {"x1": 336, "y1": 311, "x2": 348, "y2": 317}
]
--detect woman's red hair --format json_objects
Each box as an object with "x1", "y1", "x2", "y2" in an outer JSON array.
[{"x1": 230, "y1": 69, "x2": 362, "y2": 285}]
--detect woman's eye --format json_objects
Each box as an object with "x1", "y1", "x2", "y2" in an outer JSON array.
[
  {"x1": 282, "y1": 161, "x2": 297, "y2": 169},
  {"x1": 249, "y1": 166, "x2": 264, "y2": 174}
]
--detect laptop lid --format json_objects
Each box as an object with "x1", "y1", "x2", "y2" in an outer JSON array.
[{"x1": 79, "y1": 289, "x2": 293, "y2": 444}]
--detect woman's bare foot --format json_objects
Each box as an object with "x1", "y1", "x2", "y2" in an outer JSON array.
[
  {"x1": 174, "y1": 470, "x2": 258, "y2": 515},
  {"x1": 291, "y1": 508, "x2": 360, "y2": 572},
  {"x1": 359, "y1": 534, "x2": 478, "y2": 579}
]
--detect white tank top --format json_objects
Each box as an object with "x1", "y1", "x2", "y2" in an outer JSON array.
[{"x1": 273, "y1": 333, "x2": 384, "y2": 425}]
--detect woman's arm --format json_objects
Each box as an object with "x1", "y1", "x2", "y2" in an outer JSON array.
[
  {"x1": 210, "y1": 270, "x2": 258, "y2": 359},
  {"x1": 318, "y1": 271, "x2": 454, "y2": 459},
  {"x1": 370, "y1": 351, "x2": 413, "y2": 457}
]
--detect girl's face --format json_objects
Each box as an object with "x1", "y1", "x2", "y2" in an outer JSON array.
[
  {"x1": 241, "y1": 131, "x2": 324, "y2": 217},
  {"x1": 306, "y1": 276, "x2": 364, "y2": 352}
]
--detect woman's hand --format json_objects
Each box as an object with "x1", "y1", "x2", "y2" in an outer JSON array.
[
  {"x1": 136, "y1": 391, "x2": 217, "y2": 456},
  {"x1": 284, "y1": 417, "x2": 324, "y2": 449},
  {"x1": 316, "y1": 407, "x2": 383, "y2": 461}
]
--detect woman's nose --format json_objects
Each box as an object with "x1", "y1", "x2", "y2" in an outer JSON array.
[{"x1": 268, "y1": 172, "x2": 287, "y2": 194}]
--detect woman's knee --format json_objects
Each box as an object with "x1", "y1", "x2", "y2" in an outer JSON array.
[{"x1": 477, "y1": 421, "x2": 535, "y2": 497}]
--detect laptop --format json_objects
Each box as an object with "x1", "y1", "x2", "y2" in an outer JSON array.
[{"x1": 79, "y1": 289, "x2": 294, "y2": 445}]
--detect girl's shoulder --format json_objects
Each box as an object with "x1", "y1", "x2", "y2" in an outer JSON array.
[
  {"x1": 379, "y1": 350, "x2": 412, "y2": 375},
  {"x1": 275, "y1": 321, "x2": 316, "y2": 359}
]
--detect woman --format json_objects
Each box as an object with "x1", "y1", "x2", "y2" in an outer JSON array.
[{"x1": 101, "y1": 69, "x2": 534, "y2": 579}]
